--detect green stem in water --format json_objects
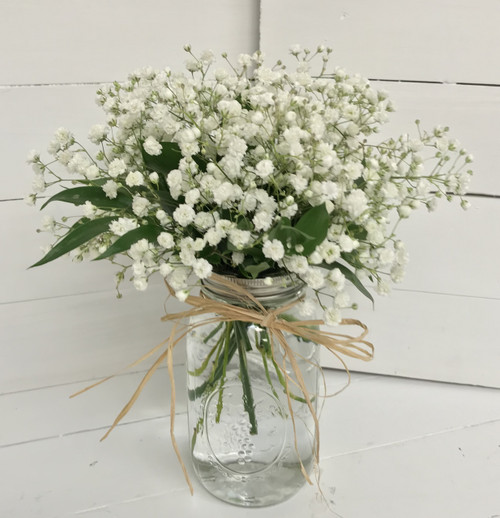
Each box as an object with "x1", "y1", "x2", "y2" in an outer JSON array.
[
  {"x1": 215, "y1": 321, "x2": 232, "y2": 423},
  {"x1": 188, "y1": 321, "x2": 236, "y2": 400},
  {"x1": 234, "y1": 321, "x2": 258, "y2": 435}
]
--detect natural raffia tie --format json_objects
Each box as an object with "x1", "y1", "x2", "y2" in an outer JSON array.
[{"x1": 71, "y1": 274, "x2": 374, "y2": 494}]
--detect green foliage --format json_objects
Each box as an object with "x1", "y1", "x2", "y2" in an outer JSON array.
[
  {"x1": 30, "y1": 217, "x2": 117, "y2": 268},
  {"x1": 41, "y1": 186, "x2": 132, "y2": 211},
  {"x1": 324, "y1": 261, "x2": 374, "y2": 304},
  {"x1": 268, "y1": 203, "x2": 329, "y2": 256},
  {"x1": 94, "y1": 224, "x2": 162, "y2": 260}
]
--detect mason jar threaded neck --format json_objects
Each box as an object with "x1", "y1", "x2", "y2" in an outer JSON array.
[{"x1": 201, "y1": 273, "x2": 305, "y2": 307}]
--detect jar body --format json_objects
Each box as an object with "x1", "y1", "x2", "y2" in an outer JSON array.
[{"x1": 186, "y1": 277, "x2": 319, "y2": 507}]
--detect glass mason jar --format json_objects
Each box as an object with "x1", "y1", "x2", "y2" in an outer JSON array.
[{"x1": 186, "y1": 274, "x2": 320, "y2": 507}]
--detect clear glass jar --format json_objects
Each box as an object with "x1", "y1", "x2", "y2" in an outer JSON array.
[{"x1": 186, "y1": 274, "x2": 319, "y2": 507}]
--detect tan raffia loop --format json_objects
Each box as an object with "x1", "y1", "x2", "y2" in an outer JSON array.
[{"x1": 71, "y1": 273, "x2": 374, "y2": 494}]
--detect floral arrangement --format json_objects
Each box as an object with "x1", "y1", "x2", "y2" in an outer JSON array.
[{"x1": 28, "y1": 44, "x2": 473, "y2": 326}]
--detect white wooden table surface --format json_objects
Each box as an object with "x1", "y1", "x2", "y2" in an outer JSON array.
[{"x1": 2, "y1": 368, "x2": 499, "y2": 518}]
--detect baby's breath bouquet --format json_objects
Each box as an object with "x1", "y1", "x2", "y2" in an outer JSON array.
[
  {"x1": 29, "y1": 44, "x2": 472, "y2": 322},
  {"x1": 28, "y1": 45, "x2": 472, "y2": 505}
]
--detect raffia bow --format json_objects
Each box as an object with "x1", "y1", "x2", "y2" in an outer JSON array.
[{"x1": 72, "y1": 274, "x2": 374, "y2": 494}]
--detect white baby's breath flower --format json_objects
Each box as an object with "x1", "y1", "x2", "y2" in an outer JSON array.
[
  {"x1": 32, "y1": 175, "x2": 46, "y2": 194},
  {"x1": 156, "y1": 209, "x2": 169, "y2": 225},
  {"x1": 344, "y1": 190, "x2": 369, "y2": 219},
  {"x1": 255, "y1": 159, "x2": 274, "y2": 179},
  {"x1": 83, "y1": 201, "x2": 97, "y2": 219},
  {"x1": 253, "y1": 211, "x2": 273, "y2": 231},
  {"x1": 88, "y1": 124, "x2": 108, "y2": 144},
  {"x1": 132, "y1": 261, "x2": 146, "y2": 277},
  {"x1": 143, "y1": 136, "x2": 163, "y2": 156},
  {"x1": 232, "y1": 252, "x2": 244, "y2": 265},
  {"x1": 158, "y1": 232, "x2": 174, "y2": 249},
  {"x1": 193, "y1": 258, "x2": 212, "y2": 279},
  {"x1": 132, "y1": 196, "x2": 151, "y2": 217},
  {"x1": 40, "y1": 215, "x2": 55, "y2": 233},
  {"x1": 205, "y1": 228, "x2": 224, "y2": 246},
  {"x1": 108, "y1": 158, "x2": 127, "y2": 178},
  {"x1": 24, "y1": 194, "x2": 36, "y2": 206},
  {"x1": 109, "y1": 217, "x2": 138, "y2": 237},
  {"x1": 129, "y1": 239, "x2": 150, "y2": 261},
  {"x1": 126, "y1": 171, "x2": 145, "y2": 187},
  {"x1": 102, "y1": 180, "x2": 118, "y2": 199},
  {"x1": 376, "y1": 279, "x2": 391, "y2": 296},
  {"x1": 185, "y1": 188, "x2": 201, "y2": 206},
  {"x1": 217, "y1": 99, "x2": 242, "y2": 117},
  {"x1": 213, "y1": 182, "x2": 242, "y2": 205},
  {"x1": 228, "y1": 229, "x2": 252, "y2": 250},
  {"x1": 338, "y1": 234, "x2": 358, "y2": 253},
  {"x1": 284, "y1": 255, "x2": 308, "y2": 275},
  {"x1": 262, "y1": 239, "x2": 285, "y2": 261},
  {"x1": 173, "y1": 204, "x2": 196, "y2": 227},
  {"x1": 194, "y1": 212, "x2": 215, "y2": 229},
  {"x1": 327, "y1": 269, "x2": 346, "y2": 293},
  {"x1": 149, "y1": 172, "x2": 159, "y2": 184},
  {"x1": 26, "y1": 149, "x2": 40, "y2": 164},
  {"x1": 175, "y1": 289, "x2": 189, "y2": 302},
  {"x1": 324, "y1": 307, "x2": 341, "y2": 326},
  {"x1": 85, "y1": 165, "x2": 100, "y2": 180},
  {"x1": 133, "y1": 276, "x2": 148, "y2": 291},
  {"x1": 304, "y1": 267, "x2": 326, "y2": 290},
  {"x1": 398, "y1": 205, "x2": 412, "y2": 218},
  {"x1": 298, "y1": 298, "x2": 316, "y2": 317}
]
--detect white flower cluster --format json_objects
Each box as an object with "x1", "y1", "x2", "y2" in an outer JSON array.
[{"x1": 28, "y1": 45, "x2": 473, "y2": 323}]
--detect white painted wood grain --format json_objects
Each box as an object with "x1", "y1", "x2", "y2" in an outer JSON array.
[
  {"x1": 0, "y1": 283, "x2": 185, "y2": 393},
  {"x1": 1, "y1": 371, "x2": 499, "y2": 517},
  {"x1": 322, "y1": 288, "x2": 500, "y2": 388},
  {"x1": 260, "y1": 0, "x2": 500, "y2": 84},
  {"x1": 0, "y1": 420, "x2": 192, "y2": 518},
  {"x1": 325, "y1": 421, "x2": 500, "y2": 517},
  {"x1": 0, "y1": 366, "x2": 186, "y2": 447},
  {"x1": 1, "y1": 0, "x2": 259, "y2": 85},
  {"x1": 74, "y1": 421, "x2": 500, "y2": 518},
  {"x1": 394, "y1": 196, "x2": 500, "y2": 300},
  {"x1": 2, "y1": 199, "x2": 130, "y2": 304},
  {"x1": 0, "y1": 84, "x2": 103, "y2": 200}
]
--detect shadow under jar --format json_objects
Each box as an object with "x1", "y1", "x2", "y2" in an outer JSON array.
[{"x1": 186, "y1": 274, "x2": 320, "y2": 507}]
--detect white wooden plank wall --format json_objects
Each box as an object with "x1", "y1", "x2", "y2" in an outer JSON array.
[
  {"x1": 261, "y1": 0, "x2": 500, "y2": 387},
  {"x1": 0, "y1": 0, "x2": 259, "y2": 396}
]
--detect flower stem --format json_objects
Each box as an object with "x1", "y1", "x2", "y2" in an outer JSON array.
[{"x1": 234, "y1": 321, "x2": 258, "y2": 435}]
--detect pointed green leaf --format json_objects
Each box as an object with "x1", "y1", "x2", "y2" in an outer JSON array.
[
  {"x1": 323, "y1": 261, "x2": 374, "y2": 304},
  {"x1": 294, "y1": 203, "x2": 329, "y2": 255},
  {"x1": 142, "y1": 141, "x2": 182, "y2": 176},
  {"x1": 94, "y1": 224, "x2": 162, "y2": 261},
  {"x1": 30, "y1": 216, "x2": 118, "y2": 268},
  {"x1": 157, "y1": 186, "x2": 180, "y2": 215},
  {"x1": 40, "y1": 186, "x2": 132, "y2": 210}
]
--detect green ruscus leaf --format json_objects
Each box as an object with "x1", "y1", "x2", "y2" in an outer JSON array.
[
  {"x1": 29, "y1": 216, "x2": 117, "y2": 268},
  {"x1": 324, "y1": 261, "x2": 374, "y2": 304},
  {"x1": 94, "y1": 224, "x2": 162, "y2": 260},
  {"x1": 294, "y1": 203, "x2": 329, "y2": 255},
  {"x1": 141, "y1": 141, "x2": 183, "y2": 176},
  {"x1": 40, "y1": 186, "x2": 132, "y2": 211}
]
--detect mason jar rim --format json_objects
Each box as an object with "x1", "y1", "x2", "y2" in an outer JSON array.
[{"x1": 201, "y1": 273, "x2": 305, "y2": 306}]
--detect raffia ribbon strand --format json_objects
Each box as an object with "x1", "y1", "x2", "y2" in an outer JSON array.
[{"x1": 71, "y1": 274, "x2": 374, "y2": 494}]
